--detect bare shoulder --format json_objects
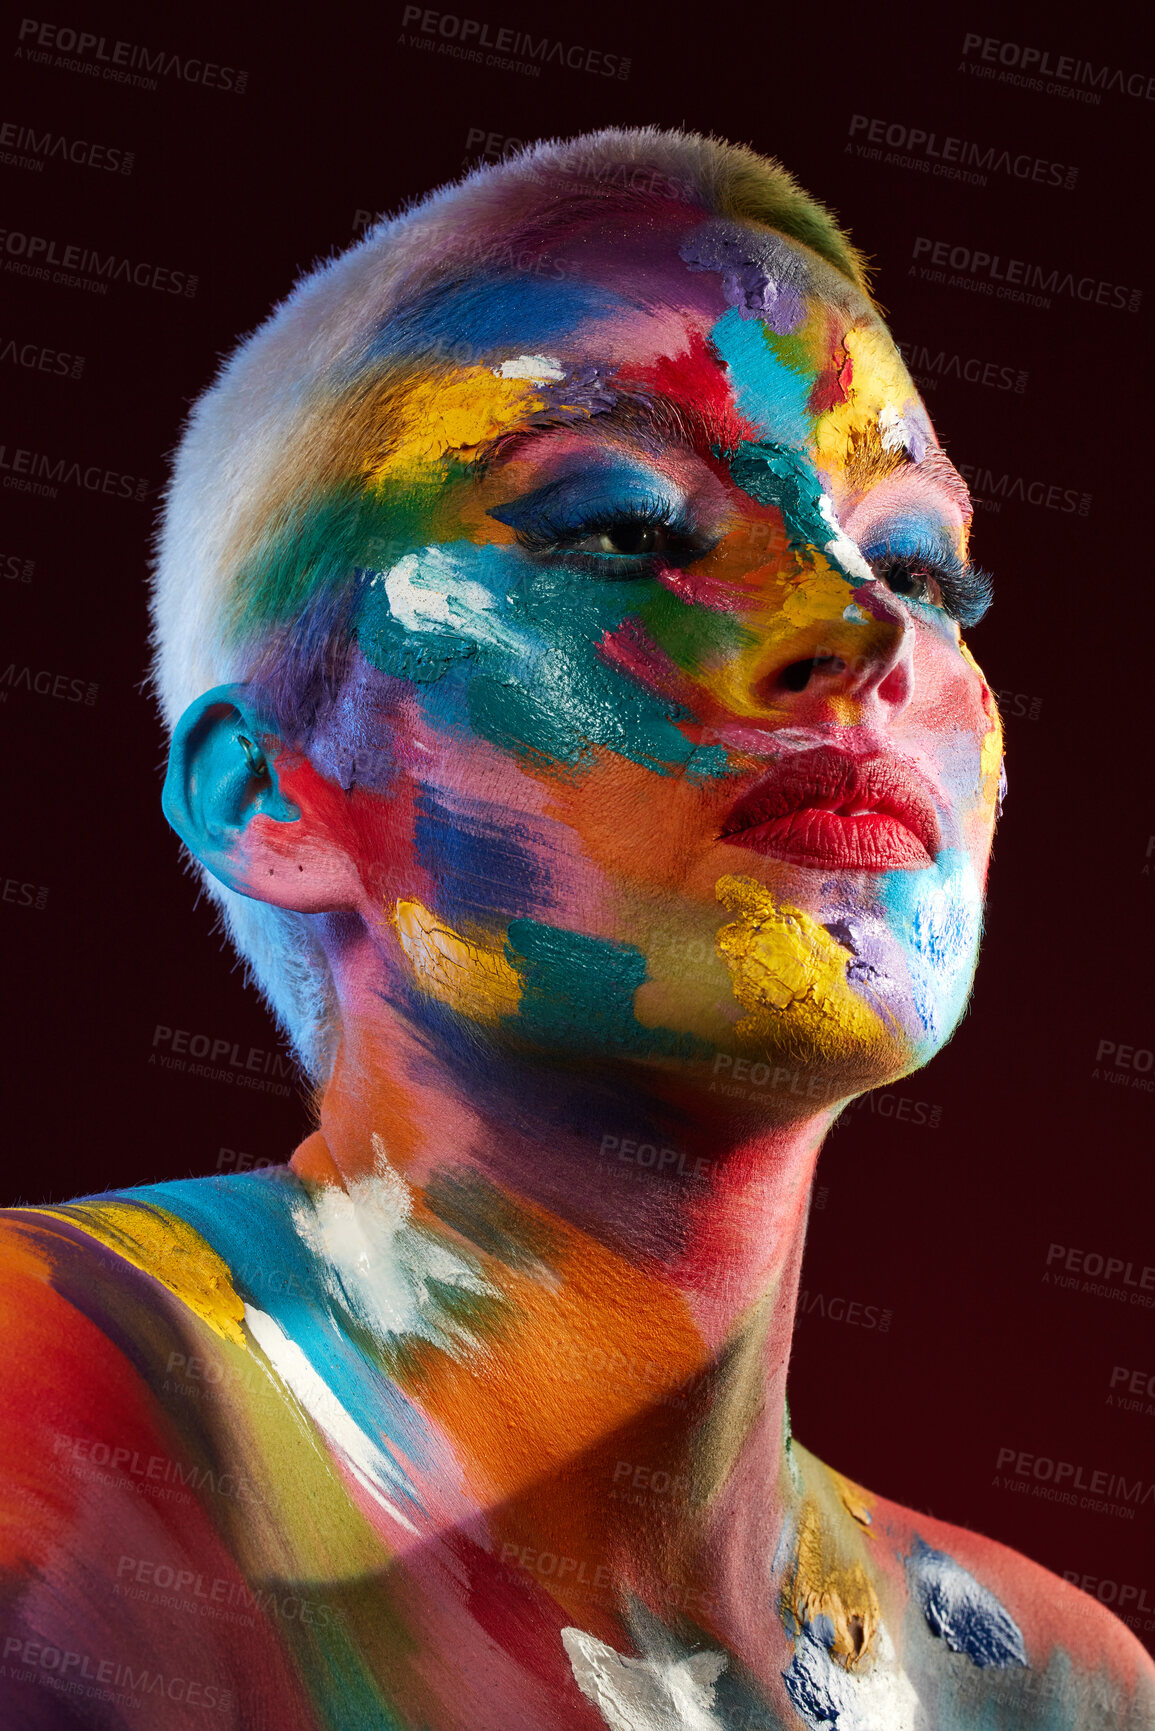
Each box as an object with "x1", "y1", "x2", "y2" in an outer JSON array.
[{"x1": 791, "y1": 1444, "x2": 1155, "y2": 1728}]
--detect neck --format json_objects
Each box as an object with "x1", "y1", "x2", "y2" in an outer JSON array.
[{"x1": 292, "y1": 998, "x2": 837, "y2": 1644}]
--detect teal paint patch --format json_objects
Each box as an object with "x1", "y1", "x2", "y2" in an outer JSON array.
[
  {"x1": 503, "y1": 921, "x2": 706, "y2": 1061},
  {"x1": 709, "y1": 306, "x2": 813, "y2": 447},
  {"x1": 230, "y1": 473, "x2": 459, "y2": 646},
  {"x1": 357, "y1": 541, "x2": 531, "y2": 685},
  {"x1": 469, "y1": 568, "x2": 731, "y2": 779},
  {"x1": 357, "y1": 538, "x2": 735, "y2": 781},
  {"x1": 725, "y1": 441, "x2": 832, "y2": 554},
  {"x1": 358, "y1": 605, "x2": 476, "y2": 684}
]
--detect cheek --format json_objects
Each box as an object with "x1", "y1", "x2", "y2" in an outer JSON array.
[{"x1": 914, "y1": 634, "x2": 1002, "y2": 852}]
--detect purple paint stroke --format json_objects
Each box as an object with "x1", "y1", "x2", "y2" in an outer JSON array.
[{"x1": 678, "y1": 222, "x2": 807, "y2": 333}]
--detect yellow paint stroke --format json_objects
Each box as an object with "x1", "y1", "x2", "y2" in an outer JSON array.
[
  {"x1": 782, "y1": 1497, "x2": 880, "y2": 1669},
  {"x1": 781, "y1": 558, "x2": 854, "y2": 629},
  {"x1": 688, "y1": 554, "x2": 853, "y2": 723},
  {"x1": 393, "y1": 898, "x2": 522, "y2": 1022},
  {"x1": 35, "y1": 1201, "x2": 246, "y2": 1346},
  {"x1": 715, "y1": 875, "x2": 886, "y2": 1052},
  {"x1": 832, "y1": 1469, "x2": 877, "y2": 1536},
  {"x1": 363, "y1": 369, "x2": 549, "y2": 491},
  {"x1": 813, "y1": 324, "x2": 917, "y2": 475}
]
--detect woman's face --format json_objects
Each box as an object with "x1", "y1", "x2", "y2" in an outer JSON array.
[{"x1": 317, "y1": 211, "x2": 1002, "y2": 1103}]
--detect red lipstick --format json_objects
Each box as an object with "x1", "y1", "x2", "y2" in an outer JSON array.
[{"x1": 720, "y1": 748, "x2": 941, "y2": 870}]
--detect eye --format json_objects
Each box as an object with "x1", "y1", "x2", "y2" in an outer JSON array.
[
  {"x1": 509, "y1": 499, "x2": 713, "y2": 578},
  {"x1": 568, "y1": 522, "x2": 680, "y2": 559},
  {"x1": 867, "y1": 543, "x2": 994, "y2": 628},
  {"x1": 877, "y1": 558, "x2": 943, "y2": 607}
]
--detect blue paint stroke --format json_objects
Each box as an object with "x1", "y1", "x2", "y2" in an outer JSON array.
[
  {"x1": 709, "y1": 308, "x2": 812, "y2": 448},
  {"x1": 907, "y1": 1536, "x2": 1028, "y2": 1669}
]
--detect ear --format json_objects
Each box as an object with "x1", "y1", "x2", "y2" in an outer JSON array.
[{"x1": 162, "y1": 685, "x2": 362, "y2": 912}]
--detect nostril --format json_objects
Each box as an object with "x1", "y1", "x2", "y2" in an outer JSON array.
[
  {"x1": 778, "y1": 654, "x2": 845, "y2": 693},
  {"x1": 779, "y1": 659, "x2": 812, "y2": 693}
]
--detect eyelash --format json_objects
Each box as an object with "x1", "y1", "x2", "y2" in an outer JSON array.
[
  {"x1": 514, "y1": 500, "x2": 995, "y2": 628},
  {"x1": 514, "y1": 497, "x2": 707, "y2": 576},
  {"x1": 867, "y1": 541, "x2": 994, "y2": 628}
]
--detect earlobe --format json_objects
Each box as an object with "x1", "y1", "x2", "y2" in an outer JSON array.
[{"x1": 162, "y1": 685, "x2": 360, "y2": 913}]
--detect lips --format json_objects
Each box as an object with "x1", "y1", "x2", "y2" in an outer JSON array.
[{"x1": 719, "y1": 748, "x2": 941, "y2": 870}]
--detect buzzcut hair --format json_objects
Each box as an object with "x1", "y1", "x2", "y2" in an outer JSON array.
[{"x1": 150, "y1": 125, "x2": 871, "y2": 1083}]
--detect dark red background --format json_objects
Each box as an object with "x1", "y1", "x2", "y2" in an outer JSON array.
[{"x1": 3, "y1": 0, "x2": 1152, "y2": 1650}]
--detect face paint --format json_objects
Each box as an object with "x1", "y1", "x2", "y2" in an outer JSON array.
[
  {"x1": 278, "y1": 217, "x2": 995, "y2": 1093},
  {"x1": 713, "y1": 875, "x2": 891, "y2": 1057},
  {"x1": 393, "y1": 897, "x2": 523, "y2": 1022}
]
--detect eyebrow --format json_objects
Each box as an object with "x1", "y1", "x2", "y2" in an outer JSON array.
[
  {"x1": 907, "y1": 448, "x2": 974, "y2": 524},
  {"x1": 483, "y1": 390, "x2": 750, "y2": 470},
  {"x1": 482, "y1": 391, "x2": 976, "y2": 529}
]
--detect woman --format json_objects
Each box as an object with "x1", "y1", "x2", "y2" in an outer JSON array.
[{"x1": 2, "y1": 128, "x2": 1151, "y2": 1729}]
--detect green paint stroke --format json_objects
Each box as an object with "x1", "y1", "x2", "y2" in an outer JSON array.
[
  {"x1": 639, "y1": 584, "x2": 756, "y2": 679},
  {"x1": 228, "y1": 469, "x2": 468, "y2": 644},
  {"x1": 423, "y1": 1169, "x2": 561, "y2": 1274}
]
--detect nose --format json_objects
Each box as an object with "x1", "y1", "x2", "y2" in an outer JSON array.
[{"x1": 747, "y1": 581, "x2": 914, "y2": 726}]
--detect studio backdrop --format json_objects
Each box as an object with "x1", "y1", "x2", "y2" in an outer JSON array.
[{"x1": 2, "y1": 0, "x2": 1153, "y2": 1656}]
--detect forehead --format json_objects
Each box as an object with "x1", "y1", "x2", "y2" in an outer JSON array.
[
  {"x1": 382, "y1": 212, "x2": 877, "y2": 371},
  {"x1": 373, "y1": 214, "x2": 940, "y2": 502}
]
